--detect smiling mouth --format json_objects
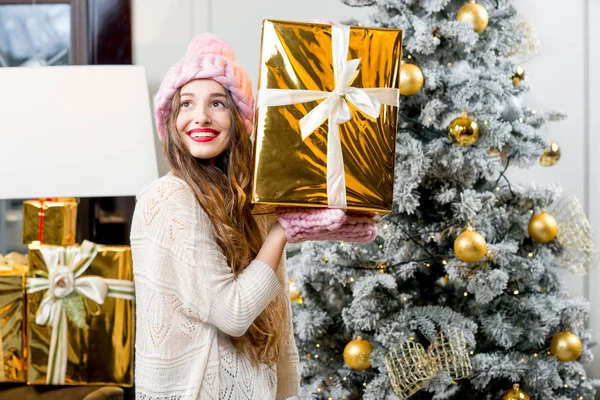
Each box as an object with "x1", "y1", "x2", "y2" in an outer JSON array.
[{"x1": 187, "y1": 128, "x2": 220, "y2": 142}]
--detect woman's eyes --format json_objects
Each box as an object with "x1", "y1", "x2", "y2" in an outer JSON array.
[{"x1": 180, "y1": 100, "x2": 225, "y2": 109}]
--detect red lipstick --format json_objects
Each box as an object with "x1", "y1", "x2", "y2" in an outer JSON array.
[{"x1": 186, "y1": 128, "x2": 221, "y2": 143}]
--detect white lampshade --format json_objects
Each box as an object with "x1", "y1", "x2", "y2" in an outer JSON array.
[{"x1": 0, "y1": 65, "x2": 158, "y2": 199}]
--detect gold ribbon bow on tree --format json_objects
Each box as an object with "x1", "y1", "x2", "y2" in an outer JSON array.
[
  {"x1": 26, "y1": 240, "x2": 134, "y2": 384},
  {"x1": 385, "y1": 327, "x2": 472, "y2": 399},
  {"x1": 549, "y1": 195, "x2": 600, "y2": 275},
  {"x1": 258, "y1": 23, "x2": 400, "y2": 210}
]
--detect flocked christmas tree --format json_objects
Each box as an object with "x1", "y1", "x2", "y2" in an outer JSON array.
[{"x1": 287, "y1": 0, "x2": 598, "y2": 399}]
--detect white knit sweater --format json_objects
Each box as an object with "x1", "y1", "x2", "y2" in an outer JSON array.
[{"x1": 130, "y1": 175, "x2": 300, "y2": 400}]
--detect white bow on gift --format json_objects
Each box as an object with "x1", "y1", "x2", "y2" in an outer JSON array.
[
  {"x1": 26, "y1": 240, "x2": 134, "y2": 384},
  {"x1": 258, "y1": 24, "x2": 400, "y2": 210}
]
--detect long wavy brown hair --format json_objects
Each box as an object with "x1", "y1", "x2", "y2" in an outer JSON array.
[{"x1": 163, "y1": 85, "x2": 288, "y2": 365}]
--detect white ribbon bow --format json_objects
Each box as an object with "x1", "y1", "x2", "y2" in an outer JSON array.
[
  {"x1": 26, "y1": 240, "x2": 135, "y2": 384},
  {"x1": 258, "y1": 24, "x2": 400, "y2": 209}
]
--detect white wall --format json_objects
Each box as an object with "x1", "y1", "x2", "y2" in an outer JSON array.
[{"x1": 132, "y1": 0, "x2": 600, "y2": 387}]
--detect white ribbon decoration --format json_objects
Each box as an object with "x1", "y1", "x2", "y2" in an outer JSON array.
[
  {"x1": 26, "y1": 240, "x2": 135, "y2": 384},
  {"x1": 258, "y1": 24, "x2": 400, "y2": 209}
]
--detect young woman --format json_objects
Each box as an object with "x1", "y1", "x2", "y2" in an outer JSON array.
[{"x1": 130, "y1": 34, "x2": 300, "y2": 399}]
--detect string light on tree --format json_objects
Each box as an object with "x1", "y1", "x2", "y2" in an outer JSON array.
[
  {"x1": 454, "y1": 227, "x2": 487, "y2": 262},
  {"x1": 540, "y1": 141, "x2": 561, "y2": 166},
  {"x1": 343, "y1": 336, "x2": 373, "y2": 370},
  {"x1": 400, "y1": 61, "x2": 424, "y2": 96},
  {"x1": 456, "y1": 0, "x2": 489, "y2": 33},
  {"x1": 501, "y1": 384, "x2": 530, "y2": 400},
  {"x1": 448, "y1": 112, "x2": 480, "y2": 146},
  {"x1": 513, "y1": 65, "x2": 526, "y2": 86},
  {"x1": 528, "y1": 211, "x2": 558, "y2": 243},
  {"x1": 550, "y1": 329, "x2": 582, "y2": 362},
  {"x1": 288, "y1": 278, "x2": 303, "y2": 303}
]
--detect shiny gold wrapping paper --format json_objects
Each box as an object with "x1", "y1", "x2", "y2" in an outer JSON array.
[
  {"x1": 27, "y1": 245, "x2": 134, "y2": 386},
  {"x1": 251, "y1": 20, "x2": 402, "y2": 214},
  {"x1": 22, "y1": 198, "x2": 78, "y2": 246},
  {"x1": 0, "y1": 255, "x2": 27, "y2": 382}
]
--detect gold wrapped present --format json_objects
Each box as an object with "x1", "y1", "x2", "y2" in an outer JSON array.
[
  {"x1": 22, "y1": 198, "x2": 78, "y2": 246},
  {"x1": 251, "y1": 20, "x2": 402, "y2": 215},
  {"x1": 0, "y1": 252, "x2": 27, "y2": 382},
  {"x1": 26, "y1": 241, "x2": 134, "y2": 385}
]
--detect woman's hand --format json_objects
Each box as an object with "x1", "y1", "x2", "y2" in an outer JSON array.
[{"x1": 268, "y1": 221, "x2": 287, "y2": 241}]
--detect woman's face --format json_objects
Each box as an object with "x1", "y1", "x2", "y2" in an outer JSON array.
[{"x1": 175, "y1": 79, "x2": 232, "y2": 162}]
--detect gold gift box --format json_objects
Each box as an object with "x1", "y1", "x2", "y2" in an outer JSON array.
[
  {"x1": 22, "y1": 198, "x2": 78, "y2": 246},
  {"x1": 0, "y1": 253, "x2": 27, "y2": 382},
  {"x1": 251, "y1": 20, "x2": 402, "y2": 215},
  {"x1": 27, "y1": 244, "x2": 134, "y2": 386}
]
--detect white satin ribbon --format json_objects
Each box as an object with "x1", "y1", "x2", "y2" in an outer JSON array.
[
  {"x1": 258, "y1": 24, "x2": 400, "y2": 209},
  {"x1": 26, "y1": 240, "x2": 135, "y2": 384}
]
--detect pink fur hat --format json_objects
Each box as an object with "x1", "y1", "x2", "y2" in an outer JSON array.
[{"x1": 154, "y1": 33, "x2": 254, "y2": 140}]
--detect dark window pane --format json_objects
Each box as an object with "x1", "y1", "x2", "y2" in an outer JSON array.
[{"x1": 0, "y1": 4, "x2": 71, "y2": 67}]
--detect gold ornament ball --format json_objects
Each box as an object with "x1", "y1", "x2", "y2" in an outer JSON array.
[
  {"x1": 454, "y1": 227, "x2": 487, "y2": 263},
  {"x1": 448, "y1": 112, "x2": 480, "y2": 146},
  {"x1": 501, "y1": 384, "x2": 530, "y2": 400},
  {"x1": 343, "y1": 336, "x2": 373, "y2": 370},
  {"x1": 540, "y1": 141, "x2": 561, "y2": 166},
  {"x1": 512, "y1": 65, "x2": 525, "y2": 86},
  {"x1": 528, "y1": 211, "x2": 558, "y2": 243},
  {"x1": 400, "y1": 62, "x2": 424, "y2": 96},
  {"x1": 289, "y1": 278, "x2": 303, "y2": 303},
  {"x1": 456, "y1": 2, "x2": 489, "y2": 33},
  {"x1": 550, "y1": 330, "x2": 582, "y2": 362}
]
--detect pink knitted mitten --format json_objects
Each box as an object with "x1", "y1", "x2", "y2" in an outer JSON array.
[{"x1": 275, "y1": 208, "x2": 377, "y2": 243}]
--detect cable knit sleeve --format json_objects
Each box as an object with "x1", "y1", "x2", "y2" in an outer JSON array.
[{"x1": 134, "y1": 176, "x2": 283, "y2": 338}]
